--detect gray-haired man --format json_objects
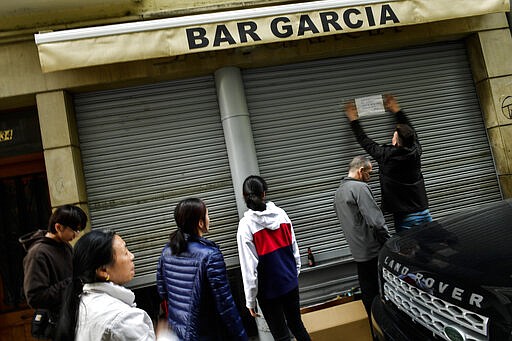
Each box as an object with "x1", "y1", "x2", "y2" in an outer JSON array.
[{"x1": 333, "y1": 156, "x2": 390, "y2": 318}]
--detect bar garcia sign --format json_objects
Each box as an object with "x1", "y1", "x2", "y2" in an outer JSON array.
[
  {"x1": 186, "y1": 4, "x2": 398, "y2": 50},
  {"x1": 35, "y1": 0, "x2": 510, "y2": 72}
]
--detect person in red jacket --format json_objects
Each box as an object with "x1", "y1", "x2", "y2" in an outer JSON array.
[{"x1": 237, "y1": 175, "x2": 311, "y2": 341}]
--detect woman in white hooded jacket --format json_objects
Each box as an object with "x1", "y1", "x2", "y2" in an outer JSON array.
[{"x1": 237, "y1": 175, "x2": 311, "y2": 341}]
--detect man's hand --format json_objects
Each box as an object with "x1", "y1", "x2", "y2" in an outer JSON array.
[
  {"x1": 374, "y1": 228, "x2": 392, "y2": 246},
  {"x1": 384, "y1": 94, "x2": 400, "y2": 113},
  {"x1": 344, "y1": 100, "x2": 359, "y2": 122},
  {"x1": 248, "y1": 307, "x2": 260, "y2": 317}
]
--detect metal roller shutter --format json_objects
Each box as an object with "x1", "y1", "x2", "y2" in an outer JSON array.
[
  {"x1": 73, "y1": 76, "x2": 239, "y2": 288},
  {"x1": 242, "y1": 41, "x2": 501, "y2": 302}
]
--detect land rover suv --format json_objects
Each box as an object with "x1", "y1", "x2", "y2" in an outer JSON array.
[{"x1": 371, "y1": 199, "x2": 512, "y2": 341}]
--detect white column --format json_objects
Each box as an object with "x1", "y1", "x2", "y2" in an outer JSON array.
[{"x1": 215, "y1": 66, "x2": 259, "y2": 218}]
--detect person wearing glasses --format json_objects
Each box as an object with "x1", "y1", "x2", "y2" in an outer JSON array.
[
  {"x1": 344, "y1": 94, "x2": 432, "y2": 232},
  {"x1": 20, "y1": 204, "x2": 88, "y2": 339},
  {"x1": 333, "y1": 156, "x2": 390, "y2": 318}
]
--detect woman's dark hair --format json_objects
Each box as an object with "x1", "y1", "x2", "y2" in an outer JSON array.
[
  {"x1": 169, "y1": 198, "x2": 207, "y2": 255},
  {"x1": 48, "y1": 205, "x2": 88, "y2": 233},
  {"x1": 242, "y1": 175, "x2": 268, "y2": 211},
  {"x1": 55, "y1": 230, "x2": 116, "y2": 341}
]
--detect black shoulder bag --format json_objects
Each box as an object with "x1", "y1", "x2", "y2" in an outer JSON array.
[{"x1": 31, "y1": 309, "x2": 56, "y2": 339}]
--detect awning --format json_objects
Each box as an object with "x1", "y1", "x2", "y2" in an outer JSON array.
[{"x1": 35, "y1": 0, "x2": 510, "y2": 73}]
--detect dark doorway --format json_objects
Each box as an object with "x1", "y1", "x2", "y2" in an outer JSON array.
[
  {"x1": 0, "y1": 107, "x2": 50, "y2": 314},
  {"x1": 0, "y1": 154, "x2": 51, "y2": 312}
]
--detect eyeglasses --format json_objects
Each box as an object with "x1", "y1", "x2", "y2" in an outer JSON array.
[
  {"x1": 360, "y1": 168, "x2": 372, "y2": 177},
  {"x1": 66, "y1": 225, "x2": 83, "y2": 233}
]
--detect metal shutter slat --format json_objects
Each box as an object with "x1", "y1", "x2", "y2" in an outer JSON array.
[
  {"x1": 74, "y1": 76, "x2": 239, "y2": 288},
  {"x1": 242, "y1": 40, "x2": 501, "y2": 304}
]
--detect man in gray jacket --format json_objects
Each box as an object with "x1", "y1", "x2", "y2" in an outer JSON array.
[{"x1": 333, "y1": 155, "x2": 390, "y2": 318}]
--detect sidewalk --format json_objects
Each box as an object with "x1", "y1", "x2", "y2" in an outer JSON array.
[{"x1": 248, "y1": 300, "x2": 371, "y2": 341}]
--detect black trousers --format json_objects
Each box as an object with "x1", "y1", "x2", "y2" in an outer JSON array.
[
  {"x1": 356, "y1": 257, "x2": 380, "y2": 319},
  {"x1": 257, "y1": 286, "x2": 311, "y2": 341}
]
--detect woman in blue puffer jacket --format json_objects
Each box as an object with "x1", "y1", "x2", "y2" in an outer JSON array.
[{"x1": 157, "y1": 198, "x2": 248, "y2": 341}]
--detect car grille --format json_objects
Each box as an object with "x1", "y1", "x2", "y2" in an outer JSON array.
[{"x1": 382, "y1": 267, "x2": 489, "y2": 341}]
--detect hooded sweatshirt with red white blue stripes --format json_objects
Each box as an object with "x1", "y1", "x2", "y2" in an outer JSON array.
[{"x1": 237, "y1": 201, "x2": 301, "y2": 309}]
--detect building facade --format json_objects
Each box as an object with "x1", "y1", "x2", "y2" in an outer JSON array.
[{"x1": 1, "y1": 0, "x2": 511, "y2": 338}]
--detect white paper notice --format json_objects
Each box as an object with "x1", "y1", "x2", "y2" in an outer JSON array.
[{"x1": 355, "y1": 95, "x2": 385, "y2": 117}]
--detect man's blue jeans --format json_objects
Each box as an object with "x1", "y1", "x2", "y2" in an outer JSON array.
[{"x1": 394, "y1": 209, "x2": 433, "y2": 233}]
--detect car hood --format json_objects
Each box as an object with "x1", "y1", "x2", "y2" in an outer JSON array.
[
  {"x1": 379, "y1": 200, "x2": 512, "y2": 318},
  {"x1": 384, "y1": 200, "x2": 512, "y2": 287}
]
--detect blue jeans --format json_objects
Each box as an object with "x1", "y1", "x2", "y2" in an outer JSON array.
[{"x1": 394, "y1": 209, "x2": 432, "y2": 233}]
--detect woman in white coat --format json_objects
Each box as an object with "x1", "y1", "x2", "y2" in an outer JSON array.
[{"x1": 55, "y1": 230, "x2": 158, "y2": 341}]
